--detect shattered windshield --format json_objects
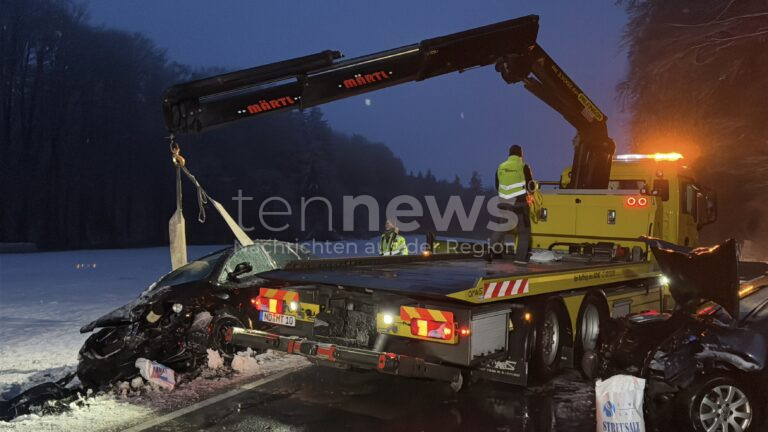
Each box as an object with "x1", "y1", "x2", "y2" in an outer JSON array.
[
  {"x1": 157, "y1": 249, "x2": 228, "y2": 286},
  {"x1": 218, "y1": 241, "x2": 312, "y2": 283}
]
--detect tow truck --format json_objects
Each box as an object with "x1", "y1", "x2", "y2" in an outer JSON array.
[{"x1": 162, "y1": 15, "x2": 718, "y2": 387}]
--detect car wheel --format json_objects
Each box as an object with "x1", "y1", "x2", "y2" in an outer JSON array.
[
  {"x1": 681, "y1": 376, "x2": 755, "y2": 432},
  {"x1": 209, "y1": 313, "x2": 245, "y2": 359},
  {"x1": 531, "y1": 301, "x2": 564, "y2": 382}
]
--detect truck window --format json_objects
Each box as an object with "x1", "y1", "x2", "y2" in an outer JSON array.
[
  {"x1": 682, "y1": 182, "x2": 698, "y2": 220},
  {"x1": 608, "y1": 179, "x2": 646, "y2": 190}
]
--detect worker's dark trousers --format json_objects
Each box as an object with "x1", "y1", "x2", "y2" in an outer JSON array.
[{"x1": 489, "y1": 202, "x2": 531, "y2": 262}]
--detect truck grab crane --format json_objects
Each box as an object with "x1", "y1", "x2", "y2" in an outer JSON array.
[{"x1": 162, "y1": 15, "x2": 615, "y2": 190}]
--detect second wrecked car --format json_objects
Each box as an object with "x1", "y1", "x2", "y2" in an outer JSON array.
[{"x1": 585, "y1": 238, "x2": 768, "y2": 431}]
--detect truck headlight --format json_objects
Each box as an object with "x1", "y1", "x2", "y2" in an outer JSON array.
[{"x1": 172, "y1": 303, "x2": 183, "y2": 314}]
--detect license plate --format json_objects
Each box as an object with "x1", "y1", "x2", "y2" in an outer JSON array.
[{"x1": 260, "y1": 311, "x2": 296, "y2": 327}]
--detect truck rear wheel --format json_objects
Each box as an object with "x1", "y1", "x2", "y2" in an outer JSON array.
[
  {"x1": 531, "y1": 301, "x2": 565, "y2": 382},
  {"x1": 575, "y1": 294, "x2": 608, "y2": 378}
]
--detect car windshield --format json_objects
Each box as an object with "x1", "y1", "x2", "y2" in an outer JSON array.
[
  {"x1": 218, "y1": 241, "x2": 312, "y2": 283},
  {"x1": 157, "y1": 249, "x2": 228, "y2": 286}
]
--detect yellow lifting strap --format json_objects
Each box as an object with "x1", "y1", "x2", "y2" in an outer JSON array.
[
  {"x1": 168, "y1": 137, "x2": 253, "y2": 270},
  {"x1": 169, "y1": 153, "x2": 188, "y2": 270},
  {"x1": 528, "y1": 181, "x2": 544, "y2": 224}
]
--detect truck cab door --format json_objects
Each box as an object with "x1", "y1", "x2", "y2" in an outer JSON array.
[{"x1": 679, "y1": 181, "x2": 703, "y2": 247}]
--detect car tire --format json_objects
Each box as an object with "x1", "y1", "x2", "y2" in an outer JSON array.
[
  {"x1": 678, "y1": 375, "x2": 757, "y2": 432},
  {"x1": 209, "y1": 312, "x2": 248, "y2": 360},
  {"x1": 575, "y1": 294, "x2": 608, "y2": 379},
  {"x1": 531, "y1": 300, "x2": 565, "y2": 382}
]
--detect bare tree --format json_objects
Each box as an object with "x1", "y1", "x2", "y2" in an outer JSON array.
[{"x1": 619, "y1": 0, "x2": 768, "y2": 243}]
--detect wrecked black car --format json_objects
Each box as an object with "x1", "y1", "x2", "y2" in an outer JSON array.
[
  {"x1": 77, "y1": 240, "x2": 311, "y2": 389},
  {"x1": 585, "y1": 238, "x2": 768, "y2": 431}
]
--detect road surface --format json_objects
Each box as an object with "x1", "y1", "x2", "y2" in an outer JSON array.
[{"x1": 140, "y1": 365, "x2": 595, "y2": 432}]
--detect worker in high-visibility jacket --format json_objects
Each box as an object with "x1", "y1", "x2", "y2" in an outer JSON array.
[
  {"x1": 379, "y1": 220, "x2": 409, "y2": 256},
  {"x1": 489, "y1": 144, "x2": 533, "y2": 264}
]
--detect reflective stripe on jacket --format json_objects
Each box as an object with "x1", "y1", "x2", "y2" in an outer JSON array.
[{"x1": 497, "y1": 155, "x2": 526, "y2": 200}]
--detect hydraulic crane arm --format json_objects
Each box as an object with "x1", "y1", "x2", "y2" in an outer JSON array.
[{"x1": 162, "y1": 15, "x2": 615, "y2": 189}]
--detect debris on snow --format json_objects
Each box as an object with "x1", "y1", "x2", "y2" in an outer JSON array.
[
  {"x1": 231, "y1": 348, "x2": 260, "y2": 374},
  {"x1": 207, "y1": 349, "x2": 224, "y2": 370},
  {"x1": 130, "y1": 377, "x2": 144, "y2": 390}
]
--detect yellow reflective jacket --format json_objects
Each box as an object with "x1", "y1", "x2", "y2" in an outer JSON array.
[
  {"x1": 497, "y1": 155, "x2": 526, "y2": 200},
  {"x1": 380, "y1": 230, "x2": 408, "y2": 256}
]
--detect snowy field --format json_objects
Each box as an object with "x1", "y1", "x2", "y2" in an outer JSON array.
[{"x1": 0, "y1": 245, "x2": 316, "y2": 431}]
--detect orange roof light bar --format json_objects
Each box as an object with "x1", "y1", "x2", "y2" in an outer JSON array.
[{"x1": 616, "y1": 152, "x2": 683, "y2": 162}]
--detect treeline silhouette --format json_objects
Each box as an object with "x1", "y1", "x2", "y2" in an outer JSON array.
[{"x1": 0, "y1": 0, "x2": 492, "y2": 250}]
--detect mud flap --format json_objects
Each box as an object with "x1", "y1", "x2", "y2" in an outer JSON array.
[
  {"x1": 472, "y1": 313, "x2": 531, "y2": 386},
  {"x1": 473, "y1": 358, "x2": 528, "y2": 386}
]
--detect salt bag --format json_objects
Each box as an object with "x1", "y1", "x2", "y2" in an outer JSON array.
[
  {"x1": 135, "y1": 358, "x2": 176, "y2": 391},
  {"x1": 595, "y1": 374, "x2": 645, "y2": 432}
]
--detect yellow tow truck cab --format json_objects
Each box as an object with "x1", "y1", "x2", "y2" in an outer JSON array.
[{"x1": 533, "y1": 153, "x2": 717, "y2": 251}]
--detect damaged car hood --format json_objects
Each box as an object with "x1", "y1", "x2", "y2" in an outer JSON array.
[
  {"x1": 647, "y1": 237, "x2": 739, "y2": 318},
  {"x1": 79, "y1": 283, "x2": 191, "y2": 333}
]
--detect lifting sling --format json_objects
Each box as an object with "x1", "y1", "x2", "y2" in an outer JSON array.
[{"x1": 168, "y1": 136, "x2": 254, "y2": 270}]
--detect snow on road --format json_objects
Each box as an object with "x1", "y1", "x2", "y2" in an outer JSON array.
[{"x1": 0, "y1": 246, "x2": 309, "y2": 431}]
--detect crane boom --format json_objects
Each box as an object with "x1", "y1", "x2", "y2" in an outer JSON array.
[{"x1": 162, "y1": 15, "x2": 615, "y2": 189}]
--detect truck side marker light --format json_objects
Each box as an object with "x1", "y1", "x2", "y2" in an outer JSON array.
[
  {"x1": 524, "y1": 312, "x2": 533, "y2": 322},
  {"x1": 459, "y1": 327, "x2": 471, "y2": 337}
]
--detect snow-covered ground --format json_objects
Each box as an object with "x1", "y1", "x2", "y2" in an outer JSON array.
[
  {"x1": 0, "y1": 245, "x2": 314, "y2": 431},
  {"x1": 0, "y1": 246, "x2": 222, "y2": 396}
]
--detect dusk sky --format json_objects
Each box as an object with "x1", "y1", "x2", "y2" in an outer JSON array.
[{"x1": 83, "y1": 0, "x2": 631, "y2": 185}]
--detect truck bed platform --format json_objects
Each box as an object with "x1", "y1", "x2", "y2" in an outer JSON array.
[{"x1": 260, "y1": 254, "x2": 660, "y2": 304}]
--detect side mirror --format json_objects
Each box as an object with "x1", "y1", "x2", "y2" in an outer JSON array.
[
  {"x1": 705, "y1": 189, "x2": 717, "y2": 224},
  {"x1": 650, "y1": 179, "x2": 669, "y2": 201},
  {"x1": 696, "y1": 190, "x2": 718, "y2": 228},
  {"x1": 228, "y1": 262, "x2": 253, "y2": 281}
]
